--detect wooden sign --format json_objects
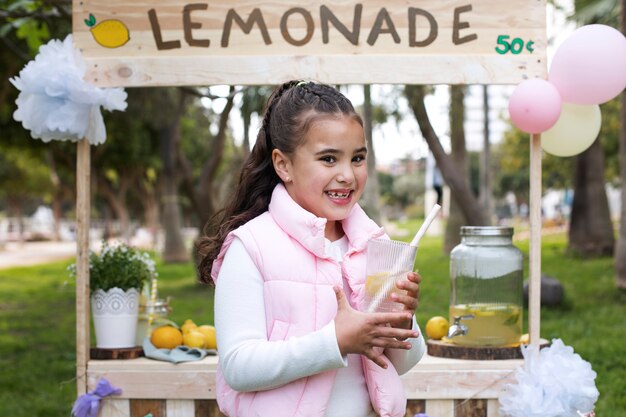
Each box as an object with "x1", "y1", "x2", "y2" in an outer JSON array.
[{"x1": 72, "y1": 0, "x2": 547, "y2": 87}]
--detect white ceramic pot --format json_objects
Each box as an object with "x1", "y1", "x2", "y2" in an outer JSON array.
[{"x1": 91, "y1": 287, "x2": 140, "y2": 348}]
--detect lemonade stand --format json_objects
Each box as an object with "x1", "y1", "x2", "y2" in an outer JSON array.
[
  {"x1": 13, "y1": 0, "x2": 576, "y2": 415},
  {"x1": 68, "y1": 2, "x2": 547, "y2": 414}
]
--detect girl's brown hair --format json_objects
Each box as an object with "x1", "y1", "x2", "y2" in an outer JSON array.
[{"x1": 196, "y1": 80, "x2": 362, "y2": 284}]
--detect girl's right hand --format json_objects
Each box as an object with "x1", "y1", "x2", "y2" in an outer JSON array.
[{"x1": 333, "y1": 286, "x2": 418, "y2": 369}]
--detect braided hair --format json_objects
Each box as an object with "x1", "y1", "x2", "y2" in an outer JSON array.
[{"x1": 197, "y1": 80, "x2": 362, "y2": 284}]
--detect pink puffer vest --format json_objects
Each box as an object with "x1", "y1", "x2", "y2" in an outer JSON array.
[{"x1": 211, "y1": 184, "x2": 407, "y2": 417}]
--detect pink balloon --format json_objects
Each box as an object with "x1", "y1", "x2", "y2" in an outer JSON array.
[
  {"x1": 549, "y1": 24, "x2": 626, "y2": 105},
  {"x1": 508, "y1": 79, "x2": 562, "y2": 134}
]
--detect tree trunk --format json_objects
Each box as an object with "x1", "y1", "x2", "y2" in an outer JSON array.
[
  {"x1": 98, "y1": 178, "x2": 133, "y2": 242},
  {"x1": 480, "y1": 85, "x2": 494, "y2": 221},
  {"x1": 362, "y1": 84, "x2": 382, "y2": 224},
  {"x1": 195, "y1": 86, "x2": 236, "y2": 229},
  {"x1": 160, "y1": 91, "x2": 189, "y2": 263},
  {"x1": 405, "y1": 85, "x2": 488, "y2": 238},
  {"x1": 568, "y1": 138, "x2": 615, "y2": 256},
  {"x1": 7, "y1": 198, "x2": 24, "y2": 243},
  {"x1": 45, "y1": 150, "x2": 62, "y2": 241},
  {"x1": 616, "y1": 0, "x2": 626, "y2": 288},
  {"x1": 444, "y1": 86, "x2": 470, "y2": 252},
  {"x1": 138, "y1": 182, "x2": 160, "y2": 249}
]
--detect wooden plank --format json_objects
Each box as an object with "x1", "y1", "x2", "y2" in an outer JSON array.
[
  {"x1": 529, "y1": 133, "x2": 542, "y2": 345},
  {"x1": 87, "y1": 354, "x2": 520, "y2": 400},
  {"x1": 405, "y1": 399, "x2": 426, "y2": 416},
  {"x1": 195, "y1": 400, "x2": 226, "y2": 417},
  {"x1": 426, "y1": 399, "x2": 454, "y2": 417},
  {"x1": 131, "y1": 399, "x2": 166, "y2": 417},
  {"x1": 166, "y1": 399, "x2": 195, "y2": 417},
  {"x1": 71, "y1": 0, "x2": 547, "y2": 86},
  {"x1": 101, "y1": 398, "x2": 130, "y2": 417},
  {"x1": 402, "y1": 370, "x2": 516, "y2": 400},
  {"x1": 487, "y1": 399, "x2": 501, "y2": 417},
  {"x1": 76, "y1": 139, "x2": 91, "y2": 396},
  {"x1": 88, "y1": 358, "x2": 218, "y2": 399},
  {"x1": 407, "y1": 354, "x2": 523, "y2": 371},
  {"x1": 78, "y1": 54, "x2": 546, "y2": 87},
  {"x1": 455, "y1": 399, "x2": 487, "y2": 417}
]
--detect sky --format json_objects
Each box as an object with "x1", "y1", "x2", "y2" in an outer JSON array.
[{"x1": 210, "y1": 0, "x2": 576, "y2": 167}]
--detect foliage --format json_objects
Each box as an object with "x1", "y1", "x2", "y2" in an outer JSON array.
[
  {"x1": 494, "y1": 125, "x2": 576, "y2": 202},
  {"x1": 572, "y1": 0, "x2": 620, "y2": 26},
  {"x1": 69, "y1": 241, "x2": 157, "y2": 294},
  {"x1": 0, "y1": 140, "x2": 52, "y2": 205}
]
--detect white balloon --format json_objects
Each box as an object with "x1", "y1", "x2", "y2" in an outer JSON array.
[{"x1": 541, "y1": 103, "x2": 601, "y2": 157}]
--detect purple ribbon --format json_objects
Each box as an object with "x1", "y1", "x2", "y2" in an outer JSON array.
[{"x1": 71, "y1": 378, "x2": 122, "y2": 417}]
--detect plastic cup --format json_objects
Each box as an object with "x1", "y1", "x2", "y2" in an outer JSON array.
[{"x1": 363, "y1": 238, "x2": 417, "y2": 313}]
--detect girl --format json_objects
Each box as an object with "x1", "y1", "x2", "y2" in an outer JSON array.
[{"x1": 197, "y1": 80, "x2": 426, "y2": 417}]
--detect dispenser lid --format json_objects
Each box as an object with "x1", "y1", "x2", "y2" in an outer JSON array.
[{"x1": 460, "y1": 226, "x2": 513, "y2": 236}]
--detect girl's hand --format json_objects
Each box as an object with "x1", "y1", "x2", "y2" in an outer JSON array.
[
  {"x1": 333, "y1": 286, "x2": 419, "y2": 368},
  {"x1": 390, "y1": 271, "x2": 421, "y2": 330}
]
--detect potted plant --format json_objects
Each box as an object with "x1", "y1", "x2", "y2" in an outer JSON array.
[{"x1": 71, "y1": 241, "x2": 157, "y2": 348}]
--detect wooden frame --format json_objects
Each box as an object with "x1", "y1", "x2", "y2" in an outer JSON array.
[{"x1": 71, "y1": 1, "x2": 547, "y2": 415}]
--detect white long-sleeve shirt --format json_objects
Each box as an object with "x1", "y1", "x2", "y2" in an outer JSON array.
[{"x1": 215, "y1": 236, "x2": 426, "y2": 417}]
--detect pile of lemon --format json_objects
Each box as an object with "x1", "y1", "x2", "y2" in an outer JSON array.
[{"x1": 150, "y1": 319, "x2": 217, "y2": 350}]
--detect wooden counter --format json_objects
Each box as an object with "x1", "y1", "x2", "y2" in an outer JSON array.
[{"x1": 87, "y1": 354, "x2": 521, "y2": 417}]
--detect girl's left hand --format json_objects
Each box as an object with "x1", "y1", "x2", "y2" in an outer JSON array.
[{"x1": 390, "y1": 271, "x2": 421, "y2": 330}]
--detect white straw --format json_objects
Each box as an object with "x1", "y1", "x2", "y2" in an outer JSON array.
[{"x1": 409, "y1": 204, "x2": 441, "y2": 247}]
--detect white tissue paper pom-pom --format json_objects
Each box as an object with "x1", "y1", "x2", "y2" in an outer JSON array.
[
  {"x1": 10, "y1": 34, "x2": 127, "y2": 145},
  {"x1": 499, "y1": 339, "x2": 599, "y2": 417}
]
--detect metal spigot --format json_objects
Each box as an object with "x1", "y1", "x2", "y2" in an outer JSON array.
[{"x1": 446, "y1": 314, "x2": 475, "y2": 338}]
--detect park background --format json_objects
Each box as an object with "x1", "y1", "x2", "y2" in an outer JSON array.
[{"x1": 1, "y1": 0, "x2": 625, "y2": 416}]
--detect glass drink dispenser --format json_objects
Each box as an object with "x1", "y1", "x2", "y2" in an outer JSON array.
[{"x1": 449, "y1": 226, "x2": 523, "y2": 346}]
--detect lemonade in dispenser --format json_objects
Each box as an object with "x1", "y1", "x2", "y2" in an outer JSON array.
[{"x1": 448, "y1": 226, "x2": 523, "y2": 346}]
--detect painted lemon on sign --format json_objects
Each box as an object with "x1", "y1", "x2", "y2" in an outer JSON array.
[{"x1": 85, "y1": 13, "x2": 130, "y2": 48}]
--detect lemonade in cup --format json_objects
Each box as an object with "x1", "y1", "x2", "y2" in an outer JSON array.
[{"x1": 363, "y1": 238, "x2": 417, "y2": 313}]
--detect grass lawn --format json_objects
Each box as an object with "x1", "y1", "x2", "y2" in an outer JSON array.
[{"x1": 0, "y1": 230, "x2": 624, "y2": 416}]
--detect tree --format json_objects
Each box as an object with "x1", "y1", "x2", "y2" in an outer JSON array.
[
  {"x1": 569, "y1": 137, "x2": 615, "y2": 255},
  {"x1": 158, "y1": 88, "x2": 189, "y2": 262},
  {"x1": 361, "y1": 84, "x2": 381, "y2": 223},
  {"x1": 240, "y1": 86, "x2": 271, "y2": 157},
  {"x1": 567, "y1": 0, "x2": 619, "y2": 257},
  {"x1": 494, "y1": 126, "x2": 574, "y2": 206},
  {"x1": 479, "y1": 86, "x2": 494, "y2": 220},
  {"x1": 444, "y1": 85, "x2": 473, "y2": 252},
  {"x1": 183, "y1": 86, "x2": 236, "y2": 230},
  {"x1": 405, "y1": 85, "x2": 488, "y2": 248}
]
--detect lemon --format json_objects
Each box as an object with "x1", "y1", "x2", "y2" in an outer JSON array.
[
  {"x1": 425, "y1": 316, "x2": 449, "y2": 340},
  {"x1": 183, "y1": 330, "x2": 206, "y2": 349},
  {"x1": 520, "y1": 333, "x2": 530, "y2": 344},
  {"x1": 150, "y1": 325, "x2": 183, "y2": 349},
  {"x1": 196, "y1": 325, "x2": 217, "y2": 350},
  {"x1": 84, "y1": 13, "x2": 130, "y2": 48},
  {"x1": 365, "y1": 272, "x2": 390, "y2": 295},
  {"x1": 181, "y1": 319, "x2": 198, "y2": 334}
]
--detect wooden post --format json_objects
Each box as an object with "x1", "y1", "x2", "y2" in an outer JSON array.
[
  {"x1": 528, "y1": 133, "x2": 542, "y2": 345},
  {"x1": 76, "y1": 138, "x2": 91, "y2": 395}
]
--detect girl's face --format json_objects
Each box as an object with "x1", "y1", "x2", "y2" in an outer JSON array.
[{"x1": 273, "y1": 115, "x2": 368, "y2": 240}]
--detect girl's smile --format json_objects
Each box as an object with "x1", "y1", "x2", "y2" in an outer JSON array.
[{"x1": 272, "y1": 115, "x2": 367, "y2": 240}]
